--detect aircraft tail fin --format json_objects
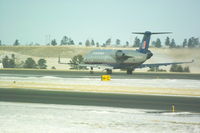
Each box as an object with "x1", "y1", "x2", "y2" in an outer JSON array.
[{"x1": 132, "y1": 31, "x2": 172, "y2": 53}]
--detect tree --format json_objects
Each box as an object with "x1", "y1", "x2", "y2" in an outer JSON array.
[
  {"x1": 151, "y1": 41, "x2": 156, "y2": 47},
  {"x1": 0, "y1": 40, "x2": 2, "y2": 46},
  {"x1": 170, "y1": 64, "x2": 185, "y2": 72},
  {"x1": 115, "y1": 39, "x2": 121, "y2": 46},
  {"x1": 105, "y1": 38, "x2": 111, "y2": 46},
  {"x1": 9, "y1": 54, "x2": 16, "y2": 68},
  {"x1": 170, "y1": 39, "x2": 176, "y2": 48},
  {"x1": 183, "y1": 66, "x2": 190, "y2": 72},
  {"x1": 148, "y1": 67, "x2": 166, "y2": 72},
  {"x1": 177, "y1": 65, "x2": 183, "y2": 72},
  {"x1": 96, "y1": 42, "x2": 100, "y2": 47},
  {"x1": 182, "y1": 39, "x2": 187, "y2": 48},
  {"x1": 51, "y1": 39, "x2": 57, "y2": 46},
  {"x1": 38, "y1": 59, "x2": 47, "y2": 69},
  {"x1": 187, "y1": 37, "x2": 199, "y2": 48},
  {"x1": 13, "y1": 39, "x2": 20, "y2": 46},
  {"x1": 188, "y1": 38, "x2": 193, "y2": 48},
  {"x1": 69, "y1": 39, "x2": 75, "y2": 45},
  {"x1": 125, "y1": 41, "x2": 129, "y2": 47},
  {"x1": 91, "y1": 40, "x2": 95, "y2": 46},
  {"x1": 2, "y1": 56, "x2": 9, "y2": 68},
  {"x1": 133, "y1": 37, "x2": 140, "y2": 47},
  {"x1": 69, "y1": 55, "x2": 86, "y2": 70},
  {"x1": 193, "y1": 37, "x2": 199, "y2": 47},
  {"x1": 85, "y1": 40, "x2": 90, "y2": 47},
  {"x1": 170, "y1": 64, "x2": 177, "y2": 72},
  {"x1": 155, "y1": 38, "x2": 162, "y2": 48},
  {"x1": 102, "y1": 43, "x2": 106, "y2": 47},
  {"x1": 60, "y1": 36, "x2": 68, "y2": 45},
  {"x1": 2, "y1": 55, "x2": 15, "y2": 68},
  {"x1": 165, "y1": 37, "x2": 170, "y2": 46},
  {"x1": 78, "y1": 42, "x2": 82, "y2": 45},
  {"x1": 170, "y1": 64, "x2": 190, "y2": 72},
  {"x1": 23, "y1": 58, "x2": 37, "y2": 68}
]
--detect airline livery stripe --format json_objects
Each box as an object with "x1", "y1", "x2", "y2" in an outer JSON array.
[{"x1": 143, "y1": 41, "x2": 147, "y2": 49}]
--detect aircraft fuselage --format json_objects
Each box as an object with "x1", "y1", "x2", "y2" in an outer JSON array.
[{"x1": 84, "y1": 49, "x2": 148, "y2": 69}]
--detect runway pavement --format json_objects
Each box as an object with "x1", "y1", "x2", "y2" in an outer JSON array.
[
  {"x1": 1, "y1": 69, "x2": 200, "y2": 79},
  {"x1": 0, "y1": 88, "x2": 200, "y2": 112},
  {"x1": 1, "y1": 69, "x2": 200, "y2": 112}
]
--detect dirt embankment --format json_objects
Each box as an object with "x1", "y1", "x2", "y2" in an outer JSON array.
[{"x1": 0, "y1": 46, "x2": 199, "y2": 73}]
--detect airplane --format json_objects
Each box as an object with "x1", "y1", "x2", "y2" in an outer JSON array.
[{"x1": 59, "y1": 31, "x2": 194, "y2": 74}]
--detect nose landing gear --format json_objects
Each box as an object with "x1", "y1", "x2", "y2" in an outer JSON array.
[{"x1": 106, "y1": 69, "x2": 112, "y2": 74}]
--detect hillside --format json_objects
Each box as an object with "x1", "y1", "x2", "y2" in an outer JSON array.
[
  {"x1": 0, "y1": 46, "x2": 96, "y2": 58},
  {"x1": 0, "y1": 46, "x2": 199, "y2": 73}
]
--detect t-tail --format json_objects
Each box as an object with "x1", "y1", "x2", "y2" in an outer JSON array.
[{"x1": 132, "y1": 31, "x2": 172, "y2": 53}]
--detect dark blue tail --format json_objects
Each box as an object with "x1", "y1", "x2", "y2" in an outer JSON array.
[{"x1": 132, "y1": 31, "x2": 172, "y2": 53}]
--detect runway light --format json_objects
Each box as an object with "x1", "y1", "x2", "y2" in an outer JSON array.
[
  {"x1": 101, "y1": 75, "x2": 111, "y2": 81},
  {"x1": 172, "y1": 104, "x2": 175, "y2": 112}
]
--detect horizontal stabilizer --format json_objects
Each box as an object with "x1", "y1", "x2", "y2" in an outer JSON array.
[
  {"x1": 132, "y1": 32, "x2": 172, "y2": 35},
  {"x1": 151, "y1": 32, "x2": 172, "y2": 34}
]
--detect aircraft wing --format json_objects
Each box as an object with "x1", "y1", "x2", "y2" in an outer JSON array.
[{"x1": 137, "y1": 60, "x2": 194, "y2": 68}]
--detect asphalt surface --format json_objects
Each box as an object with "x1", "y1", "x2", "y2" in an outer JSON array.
[
  {"x1": 1, "y1": 69, "x2": 200, "y2": 79},
  {"x1": 1, "y1": 69, "x2": 200, "y2": 112},
  {"x1": 0, "y1": 88, "x2": 200, "y2": 112}
]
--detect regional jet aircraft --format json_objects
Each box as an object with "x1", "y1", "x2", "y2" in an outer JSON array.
[{"x1": 59, "y1": 31, "x2": 193, "y2": 74}]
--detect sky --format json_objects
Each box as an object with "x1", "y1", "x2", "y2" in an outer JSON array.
[{"x1": 0, "y1": 0, "x2": 200, "y2": 45}]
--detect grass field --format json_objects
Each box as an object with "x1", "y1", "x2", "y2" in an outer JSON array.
[{"x1": 0, "y1": 46, "x2": 199, "y2": 72}]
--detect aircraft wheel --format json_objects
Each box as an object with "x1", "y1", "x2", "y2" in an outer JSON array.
[
  {"x1": 90, "y1": 67, "x2": 94, "y2": 74},
  {"x1": 127, "y1": 69, "x2": 133, "y2": 75},
  {"x1": 106, "y1": 69, "x2": 112, "y2": 74}
]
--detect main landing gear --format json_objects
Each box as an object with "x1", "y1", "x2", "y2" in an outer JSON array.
[
  {"x1": 127, "y1": 69, "x2": 134, "y2": 75},
  {"x1": 90, "y1": 67, "x2": 94, "y2": 74},
  {"x1": 90, "y1": 67, "x2": 112, "y2": 74},
  {"x1": 90, "y1": 67, "x2": 133, "y2": 75}
]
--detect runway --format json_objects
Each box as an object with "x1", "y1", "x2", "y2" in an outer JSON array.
[
  {"x1": 0, "y1": 88, "x2": 200, "y2": 112},
  {"x1": 1, "y1": 69, "x2": 200, "y2": 112},
  {"x1": 1, "y1": 69, "x2": 200, "y2": 79}
]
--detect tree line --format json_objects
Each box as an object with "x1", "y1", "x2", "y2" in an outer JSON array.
[
  {"x1": 148, "y1": 64, "x2": 190, "y2": 73},
  {"x1": 0, "y1": 53, "x2": 191, "y2": 73},
  {"x1": 1, "y1": 54, "x2": 47, "y2": 69},
  {"x1": 134, "y1": 36, "x2": 200, "y2": 48},
  {"x1": 0, "y1": 36, "x2": 199, "y2": 48}
]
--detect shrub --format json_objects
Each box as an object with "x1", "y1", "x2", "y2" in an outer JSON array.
[{"x1": 23, "y1": 58, "x2": 37, "y2": 68}]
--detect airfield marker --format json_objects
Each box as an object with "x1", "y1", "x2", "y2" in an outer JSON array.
[
  {"x1": 101, "y1": 75, "x2": 111, "y2": 81},
  {"x1": 172, "y1": 104, "x2": 175, "y2": 112}
]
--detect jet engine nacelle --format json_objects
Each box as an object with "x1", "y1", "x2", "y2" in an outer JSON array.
[
  {"x1": 115, "y1": 50, "x2": 131, "y2": 63},
  {"x1": 146, "y1": 50, "x2": 153, "y2": 59},
  {"x1": 115, "y1": 50, "x2": 125, "y2": 58}
]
